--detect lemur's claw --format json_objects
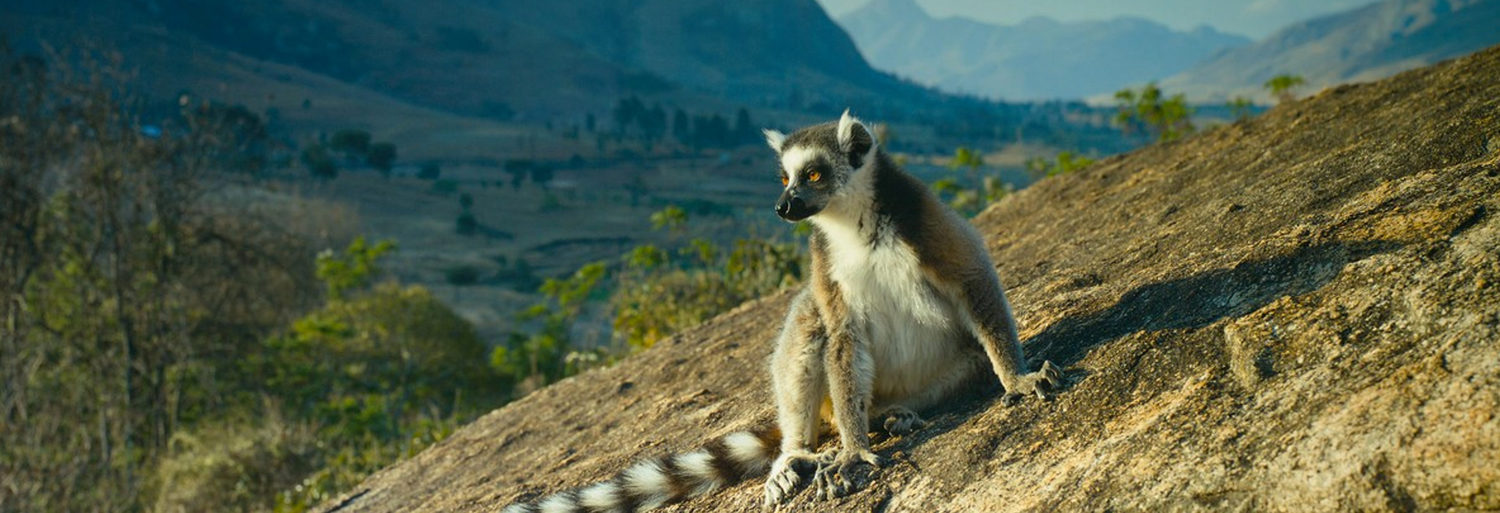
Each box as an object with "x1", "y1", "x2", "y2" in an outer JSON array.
[
  {"x1": 811, "y1": 450, "x2": 882, "y2": 500},
  {"x1": 763, "y1": 452, "x2": 820, "y2": 508}
]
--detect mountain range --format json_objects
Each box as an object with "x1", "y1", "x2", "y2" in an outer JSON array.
[
  {"x1": 837, "y1": 0, "x2": 1251, "y2": 100},
  {"x1": 1, "y1": 0, "x2": 894, "y2": 121},
  {"x1": 1161, "y1": 0, "x2": 1500, "y2": 102},
  {"x1": 0, "y1": 0, "x2": 1134, "y2": 157}
]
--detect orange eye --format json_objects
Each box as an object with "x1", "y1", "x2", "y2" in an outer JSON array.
[
  {"x1": 808, "y1": 171, "x2": 822, "y2": 182},
  {"x1": 780, "y1": 175, "x2": 789, "y2": 186}
]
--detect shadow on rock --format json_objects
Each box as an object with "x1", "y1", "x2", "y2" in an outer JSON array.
[{"x1": 1028, "y1": 240, "x2": 1401, "y2": 367}]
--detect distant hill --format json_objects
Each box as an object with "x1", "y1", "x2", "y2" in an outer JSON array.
[
  {"x1": 837, "y1": 0, "x2": 1251, "y2": 100},
  {"x1": 1160, "y1": 0, "x2": 1500, "y2": 102},
  {"x1": 0, "y1": 0, "x2": 1132, "y2": 153}
]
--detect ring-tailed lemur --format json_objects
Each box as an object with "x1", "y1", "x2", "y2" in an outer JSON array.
[{"x1": 502, "y1": 110, "x2": 1063, "y2": 513}]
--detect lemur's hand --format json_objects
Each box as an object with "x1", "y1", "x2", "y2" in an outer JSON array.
[{"x1": 1003, "y1": 360, "x2": 1065, "y2": 406}]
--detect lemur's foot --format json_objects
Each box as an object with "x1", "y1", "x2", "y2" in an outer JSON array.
[
  {"x1": 1002, "y1": 360, "x2": 1066, "y2": 406},
  {"x1": 875, "y1": 406, "x2": 926, "y2": 437},
  {"x1": 763, "y1": 451, "x2": 820, "y2": 510},
  {"x1": 811, "y1": 449, "x2": 884, "y2": 500}
]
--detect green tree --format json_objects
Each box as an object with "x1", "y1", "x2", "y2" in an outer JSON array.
[
  {"x1": 1, "y1": 49, "x2": 326, "y2": 511},
  {"x1": 455, "y1": 213, "x2": 478, "y2": 235},
  {"x1": 650, "y1": 205, "x2": 688, "y2": 233},
  {"x1": 302, "y1": 144, "x2": 338, "y2": 179},
  {"x1": 948, "y1": 146, "x2": 984, "y2": 172},
  {"x1": 445, "y1": 266, "x2": 481, "y2": 286},
  {"x1": 1264, "y1": 74, "x2": 1306, "y2": 103},
  {"x1": 1228, "y1": 96, "x2": 1255, "y2": 121},
  {"x1": 734, "y1": 107, "x2": 755, "y2": 144},
  {"x1": 504, "y1": 159, "x2": 531, "y2": 190},
  {"x1": 672, "y1": 108, "x2": 690, "y2": 142},
  {"x1": 1113, "y1": 83, "x2": 1196, "y2": 142},
  {"x1": 367, "y1": 142, "x2": 397, "y2": 175},
  {"x1": 948, "y1": 146, "x2": 986, "y2": 191},
  {"x1": 494, "y1": 263, "x2": 608, "y2": 384},
  {"x1": 0, "y1": 48, "x2": 509, "y2": 513},
  {"x1": 329, "y1": 129, "x2": 372, "y2": 159},
  {"x1": 530, "y1": 165, "x2": 554, "y2": 190},
  {"x1": 315, "y1": 237, "x2": 396, "y2": 301}
]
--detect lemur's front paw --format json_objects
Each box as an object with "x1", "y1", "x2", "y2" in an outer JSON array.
[
  {"x1": 1003, "y1": 360, "x2": 1066, "y2": 405},
  {"x1": 763, "y1": 452, "x2": 819, "y2": 510},
  {"x1": 811, "y1": 450, "x2": 884, "y2": 500}
]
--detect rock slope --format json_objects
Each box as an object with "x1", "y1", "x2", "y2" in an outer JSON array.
[{"x1": 320, "y1": 45, "x2": 1500, "y2": 512}]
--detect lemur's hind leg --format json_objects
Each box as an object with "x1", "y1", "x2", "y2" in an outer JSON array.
[
  {"x1": 764, "y1": 291, "x2": 829, "y2": 509},
  {"x1": 871, "y1": 352, "x2": 987, "y2": 437},
  {"x1": 872, "y1": 405, "x2": 924, "y2": 437}
]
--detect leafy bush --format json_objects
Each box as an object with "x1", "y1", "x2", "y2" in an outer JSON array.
[
  {"x1": 494, "y1": 263, "x2": 610, "y2": 387},
  {"x1": 1025, "y1": 151, "x2": 1097, "y2": 178},
  {"x1": 1113, "y1": 83, "x2": 1195, "y2": 142},
  {"x1": 933, "y1": 175, "x2": 1010, "y2": 217},
  {"x1": 153, "y1": 419, "x2": 319, "y2": 513},
  {"x1": 611, "y1": 209, "x2": 804, "y2": 349},
  {"x1": 249, "y1": 241, "x2": 501, "y2": 511}
]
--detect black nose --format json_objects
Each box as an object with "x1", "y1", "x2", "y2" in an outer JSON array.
[
  {"x1": 776, "y1": 195, "x2": 813, "y2": 221},
  {"x1": 776, "y1": 196, "x2": 805, "y2": 217}
]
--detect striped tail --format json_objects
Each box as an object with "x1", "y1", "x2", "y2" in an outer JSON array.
[{"x1": 502, "y1": 425, "x2": 782, "y2": 513}]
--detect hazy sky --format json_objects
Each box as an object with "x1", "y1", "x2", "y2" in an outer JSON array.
[{"x1": 816, "y1": 0, "x2": 1379, "y2": 39}]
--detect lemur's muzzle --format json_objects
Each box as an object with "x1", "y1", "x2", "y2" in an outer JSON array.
[{"x1": 775, "y1": 192, "x2": 816, "y2": 222}]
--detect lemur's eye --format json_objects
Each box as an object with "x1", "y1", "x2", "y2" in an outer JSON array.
[
  {"x1": 780, "y1": 174, "x2": 788, "y2": 186},
  {"x1": 808, "y1": 170, "x2": 822, "y2": 182}
]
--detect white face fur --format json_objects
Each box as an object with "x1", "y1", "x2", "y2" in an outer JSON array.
[
  {"x1": 778, "y1": 145, "x2": 820, "y2": 189},
  {"x1": 764, "y1": 110, "x2": 879, "y2": 222}
]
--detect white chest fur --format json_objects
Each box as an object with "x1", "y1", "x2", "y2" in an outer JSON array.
[
  {"x1": 817, "y1": 217, "x2": 947, "y2": 326},
  {"x1": 814, "y1": 215, "x2": 967, "y2": 401}
]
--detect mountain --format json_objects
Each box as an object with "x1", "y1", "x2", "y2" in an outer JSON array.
[
  {"x1": 318, "y1": 44, "x2": 1500, "y2": 512},
  {"x1": 837, "y1": 0, "x2": 1251, "y2": 100},
  {"x1": 1161, "y1": 0, "x2": 1500, "y2": 102},
  {"x1": 0, "y1": 0, "x2": 1136, "y2": 154}
]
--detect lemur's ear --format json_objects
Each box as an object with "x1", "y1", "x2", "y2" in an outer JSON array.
[
  {"x1": 837, "y1": 109, "x2": 875, "y2": 167},
  {"x1": 762, "y1": 129, "x2": 787, "y2": 153}
]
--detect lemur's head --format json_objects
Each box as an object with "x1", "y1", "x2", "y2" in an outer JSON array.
[{"x1": 763, "y1": 109, "x2": 878, "y2": 222}]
